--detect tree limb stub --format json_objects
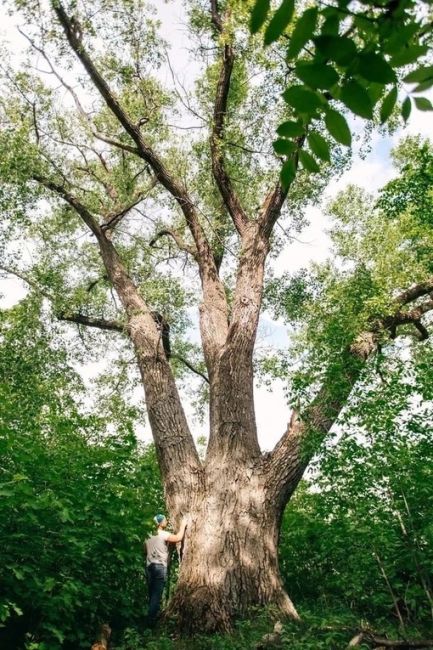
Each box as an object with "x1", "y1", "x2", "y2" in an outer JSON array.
[{"x1": 348, "y1": 630, "x2": 433, "y2": 648}]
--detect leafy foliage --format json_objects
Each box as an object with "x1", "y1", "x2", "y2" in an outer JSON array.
[
  {"x1": 262, "y1": 137, "x2": 433, "y2": 412},
  {"x1": 250, "y1": 0, "x2": 433, "y2": 181},
  {"x1": 0, "y1": 299, "x2": 163, "y2": 649},
  {"x1": 281, "y1": 388, "x2": 433, "y2": 626}
]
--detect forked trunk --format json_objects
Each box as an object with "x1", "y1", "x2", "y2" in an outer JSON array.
[{"x1": 166, "y1": 461, "x2": 300, "y2": 633}]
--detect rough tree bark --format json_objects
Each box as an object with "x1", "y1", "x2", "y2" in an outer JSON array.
[{"x1": 14, "y1": 0, "x2": 433, "y2": 634}]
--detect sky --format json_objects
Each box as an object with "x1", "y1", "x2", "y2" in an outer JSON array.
[{"x1": 1, "y1": 1, "x2": 432, "y2": 450}]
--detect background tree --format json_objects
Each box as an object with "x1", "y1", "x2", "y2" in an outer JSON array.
[{"x1": 0, "y1": 0, "x2": 432, "y2": 633}]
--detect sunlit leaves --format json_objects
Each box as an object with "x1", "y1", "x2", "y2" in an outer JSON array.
[
  {"x1": 340, "y1": 80, "x2": 373, "y2": 119},
  {"x1": 308, "y1": 131, "x2": 330, "y2": 162},
  {"x1": 264, "y1": 0, "x2": 295, "y2": 45},
  {"x1": 250, "y1": 0, "x2": 270, "y2": 34},
  {"x1": 250, "y1": 0, "x2": 431, "y2": 183},
  {"x1": 325, "y1": 109, "x2": 351, "y2": 146},
  {"x1": 295, "y1": 62, "x2": 339, "y2": 90},
  {"x1": 282, "y1": 85, "x2": 322, "y2": 112},
  {"x1": 287, "y1": 6, "x2": 318, "y2": 60},
  {"x1": 0, "y1": 301, "x2": 164, "y2": 646},
  {"x1": 380, "y1": 86, "x2": 398, "y2": 124}
]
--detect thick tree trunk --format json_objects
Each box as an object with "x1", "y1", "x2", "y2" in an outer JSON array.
[{"x1": 166, "y1": 460, "x2": 299, "y2": 633}]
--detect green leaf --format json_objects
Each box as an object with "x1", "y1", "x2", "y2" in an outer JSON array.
[
  {"x1": 282, "y1": 85, "x2": 322, "y2": 112},
  {"x1": 340, "y1": 80, "x2": 373, "y2": 119},
  {"x1": 366, "y1": 82, "x2": 386, "y2": 107},
  {"x1": 321, "y1": 9, "x2": 340, "y2": 36},
  {"x1": 414, "y1": 97, "x2": 433, "y2": 112},
  {"x1": 296, "y1": 62, "x2": 339, "y2": 89},
  {"x1": 59, "y1": 507, "x2": 72, "y2": 523},
  {"x1": 404, "y1": 65, "x2": 433, "y2": 84},
  {"x1": 250, "y1": 0, "x2": 271, "y2": 34},
  {"x1": 287, "y1": 7, "x2": 318, "y2": 59},
  {"x1": 280, "y1": 158, "x2": 296, "y2": 189},
  {"x1": 401, "y1": 96, "x2": 412, "y2": 122},
  {"x1": 357, "y1": 53, "x2": 396, "y2": 84},
  {"x1": 383, "y1": 22, "x2": 420, "y2": 55},
  {"x1": 391, "y1": 45, "x2": 428, "y2": 67},
  {"x1": 264, "y1": 0, "x2": 295, "y2": 45},
  {"x1": 380, "y1": 86, "x2": 398, "y2": 123},
  {"x1": 299, "y1": 150, "x2": 320, "y2": 173},
  {"x1": 413, "y1": 79, "x2": 433, "y2": 93},
  {"x1": 314, "y1": 35, "x2": 357, "y2": 65},
  {"x1": 308, "y1": 131, "x2": 331, "y2": 162},
  {"x1": 273, "y1": 138, "x2": 296, "y2": 155},
  {"x1": 11, "y1": 604, "x2": 23, "y2": 617},
  {"x1": 325, "y1": 109, "x2": 352, "y2": 146},
  {"x1": 11, "y1": 567, "x2": 25, "y2": 580},
  {"x1": 277, "y1": 120, "x2": 305, "y2": 137}
]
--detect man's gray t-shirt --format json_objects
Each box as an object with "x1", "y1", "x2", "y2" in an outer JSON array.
[{"x1": 145, "y1": 529, "x2": 171, "y2": 567}]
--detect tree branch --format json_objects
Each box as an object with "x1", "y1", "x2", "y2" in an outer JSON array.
[
  {"x1": 171, "y1": 354, "x2": 209, "y2": 384},
  {"x1": 149, "y1": 229, "x2": 198, "y2": 260},
  {"x1": 51, "y1": 1, "x2": 214, "y2": 270},
  {"x1": 348, "y1": 630, "x2": 433, "y2": 648},
  {"x1": 32, "y1": 173, "x2": 102, "y2": 237},
  {"x1": 258, "y1": 181, "x2": 288, "y2": 240},
  {"x1": 0, "y1": 265, "x2": 52, "y2": 300},
  {"x1": 32, "y1": 167, "x2": 203, "y2": 488},
  {"x1": 0, "y1": 265, "x2": 125, "y2": 333},
  {"x1": 383, "y1": 299, "x2": 433, "y2": 333},
  {"x1": 102, "y1": 182, "x2": 157, "y2": 232},
  {"x1": 394, "y1": 277, "x2": 433, "y2": 306},
  {"x1": 51, "y1": 1, "x2": 231, "y2": 372},
  {"x1": 210, "y1": 0, "x2": 223, "y2": 32},
  {"x1": 18, "y1": 27, "x2": 141, "y2": 158},
  {"x1": 209, "y1": 2, "x2": 249, "y2": 237},
  {"x1": 58, "y1": 311, "x2": 124, "y2": 332}
]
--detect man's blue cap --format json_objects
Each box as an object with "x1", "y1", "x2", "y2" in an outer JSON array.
[{"x1": 154, "y1": 514, "x2": 166, "y2": 524}]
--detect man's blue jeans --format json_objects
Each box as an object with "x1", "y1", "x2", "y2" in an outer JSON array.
[{"x1": 147, "y1": 563, "x2": 167, "y2": 626}]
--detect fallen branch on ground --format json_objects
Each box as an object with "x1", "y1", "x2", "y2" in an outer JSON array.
[{"x1": 347, "y1": 630, "x2": 433, "y2": 649}]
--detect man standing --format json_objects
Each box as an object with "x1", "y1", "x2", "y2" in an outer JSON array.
[{"x1": 145, "y1": 514, "x2": 186, "y2": 627}]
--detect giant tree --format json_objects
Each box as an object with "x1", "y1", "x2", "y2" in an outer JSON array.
[{"x1": 1, "y1": 0, "x2": 432, "y2": 633}]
